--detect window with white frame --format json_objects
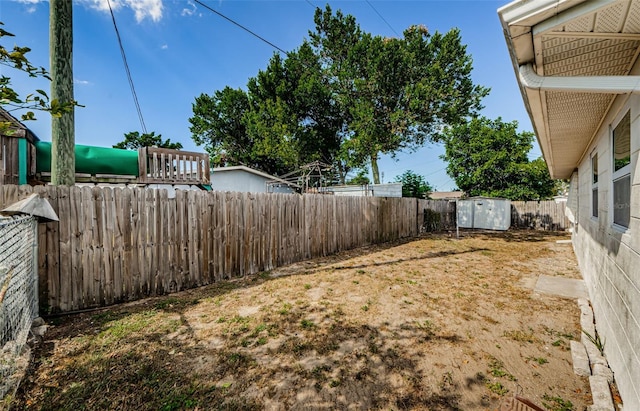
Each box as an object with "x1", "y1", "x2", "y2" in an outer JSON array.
[
  {"x1": 592, "y1": 152, "x2": 598, "y2": 218},
  {"x1": 612, "y1": 111, "x2": 631, "y2": 228}
]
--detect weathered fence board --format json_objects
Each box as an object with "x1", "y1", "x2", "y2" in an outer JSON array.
[
  {"x1": 418, "y1": 199, "x2": 457, "y2": 231},
  {"x1": 511, "y1": 200, "x2": 569, "y2": 230}
]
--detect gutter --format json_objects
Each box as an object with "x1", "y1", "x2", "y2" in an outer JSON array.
[
  {"x1": 498, "y1": 0, "x2": 572, "y2": 26},
  {"x1": 519, "y1": 64, "x2": 640, "y2": 94}
]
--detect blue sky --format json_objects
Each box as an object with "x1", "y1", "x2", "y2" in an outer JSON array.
[{"x1": 2, "y1": 0, "x2": 534, "y2": 191}]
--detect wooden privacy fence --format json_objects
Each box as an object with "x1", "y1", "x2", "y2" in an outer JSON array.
[
  {"x1": 419, "y1": 199, "x2": 569, "y2": 232},
  {"x1": 0, "y1": 185, "x2": 419, "y2": 313},
  {"x1": 417, "y1": 199, "x2": 457, "y2": 231},
  {"x1": 511, "y1": 200, "x2": 569, "y2": 231}
]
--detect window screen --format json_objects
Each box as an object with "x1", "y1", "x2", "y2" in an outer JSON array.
[
  {"x1": 592, "y1": 154, "x2": 598, "y2": 218},
  {"x1": 613, "y1": 175, "x2": 631, "y2": 227},
  {"x1": 613, "y1": 111, "x2": 631, "y2": 172},
  {"x1": 612, "y1": 111, "x2": 631, "y2": 228}
]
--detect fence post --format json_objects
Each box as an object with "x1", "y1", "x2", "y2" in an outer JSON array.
[
  {"x1": 137, "y1": 147, "x2": 147, "y2": 183},
  {"x1": 31, "y1": 218, "x2": 38, "y2": 317}
]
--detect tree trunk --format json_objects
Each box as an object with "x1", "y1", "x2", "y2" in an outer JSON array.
[
  {"x1": 50, "y1": 0, "x2": 75, "y2": 186},
  {"x1": 371, "y1": 154, "x2": 380, "y2": 184},
  {"x1": 338, "y1": 162, "x2": 347, "y2": 185}
]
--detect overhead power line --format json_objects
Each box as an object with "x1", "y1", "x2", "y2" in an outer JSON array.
[
  {"x1": 365, "y1": 0, "x2": 400, "y2": 37},
  {"x1": 106, "y1": 0, "x2": 147, "y2": 134},
  {"x1": 193, "y1": 0, "x2": 288, "y2": 55}
]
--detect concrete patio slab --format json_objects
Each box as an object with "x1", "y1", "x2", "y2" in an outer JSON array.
[{"x1": 535, "y1": 275, "x2": 589, "y2": 299}]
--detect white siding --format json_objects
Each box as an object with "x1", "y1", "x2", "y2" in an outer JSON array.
[
  {"x1": 570, "y1": 94, "x2": 640, "y2": 410},
  {"x1": 211, "y1": 169, "x2": 294, "y2": 194},
  {"x1": 325, "y1": 184, "x2": 403, "y2": 197},
  {"x1": 370, "y1": 183, "x2": 402, "y2": 198}
]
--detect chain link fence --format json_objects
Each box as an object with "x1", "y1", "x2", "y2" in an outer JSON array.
[{"x1": 0, "y1": 214, "x2": 38, "y2": 403}]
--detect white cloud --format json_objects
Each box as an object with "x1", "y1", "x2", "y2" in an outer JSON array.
[
  {"x1": 78, "y1": 0, "x2": 163, "y2": 23},
  {"x1": 79, "y1": 0, "x2": 120, "y2": 14},
  {"x1": 14, "y1": 0, "x2": 43, "y2": 13},
  {"x1": 74, "y1": 79, "x2": 91, "y2": 85},
  {"x1": 181, "y1": 0, "x2": 195, "y2": 17},
  {"x1": 126, "y1": 0, "x2": 163, "y2": 23},
  {"x1": 161, "y1": 44, "x2": 168, "y2": 50}
]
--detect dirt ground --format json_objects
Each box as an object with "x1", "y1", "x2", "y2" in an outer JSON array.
[{"x1": 12, "y1": 230, "x2": 592, "y2": 411}]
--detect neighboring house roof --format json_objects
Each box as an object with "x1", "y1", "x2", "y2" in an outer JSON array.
[
  {"x1": 429, "y1": 191, "x2": 465, "y2": 200},
  {"x1": 212, "y1": 166, "x2": 301, "y2": 189},
  {"x1": 498, "y1": 0, "x2": 640, "y2": 179},
  {"x1": 0, "y1": 107, "x2": 40, "y2": 143}
]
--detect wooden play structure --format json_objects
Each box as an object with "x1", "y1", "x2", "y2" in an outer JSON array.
[{"x1": 0, "y1": 108, "x2": 210, "y2": 188}]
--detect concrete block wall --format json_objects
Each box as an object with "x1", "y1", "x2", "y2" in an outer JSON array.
[{"x1": 571, "y1": 95, "x2": 640, "y2": 410}]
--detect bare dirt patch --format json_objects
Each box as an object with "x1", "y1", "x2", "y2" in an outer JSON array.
[{"x1": 13, "y1": 231, "x2": 591, "y2": 410}]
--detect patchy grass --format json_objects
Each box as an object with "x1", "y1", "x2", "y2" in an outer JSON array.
[
  {"x1": 486, "y1": 381, "x2": 509, "y2": 396},
  {"x1": 488, "y1": 356, "x2": 516, "y2": 381},
  {"x1": 542, "y1": 394, "x2": 575, "y2": 411},
  {"x1": 13, "y1": 231, "x2": 592, "y2": 410},
  {"x1": 527, "y1": 356, "x2": 549, "y2": 365}
]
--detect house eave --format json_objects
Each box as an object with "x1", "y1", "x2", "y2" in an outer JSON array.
[{"x1": 499, "y1": 0, "x2": 640, "y2": 180}]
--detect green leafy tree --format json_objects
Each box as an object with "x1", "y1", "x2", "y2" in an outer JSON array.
[
  {"x1": 190, "y1": 86, "x2": 254, "y2": 166},
  {"x1": 395, "y1": 170, "x2": 433, "y2": 198},
  {"x1": 113, "y1": 131, "x2": 183, "y2": 150},
  {"x1": 441, "y1": 117, "x2": 556, "y2": 200},
  {"x1": 346, "y1": 169, "x2": 370, "y2": 185},
  {"x1": 0, "y1": 22, "x2": 76, "y2": 131},
  {"x1": 309, "y1": 7, "x2": 489, "y2": 184},
  {"x1": 190, "y1": 42, "x2": 343, "y2": 176},
  {"x1": 244, "y1": 47, "x2": 339, "y2": 175}
]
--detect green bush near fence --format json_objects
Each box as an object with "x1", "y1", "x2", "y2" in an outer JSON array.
[{"x1": 422, "y1": 209, "x2": 442, "y2": 232}]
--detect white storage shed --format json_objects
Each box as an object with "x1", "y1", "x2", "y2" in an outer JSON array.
[{"x1": 457, "y1": 197, "x2": 511, "y2": 231}]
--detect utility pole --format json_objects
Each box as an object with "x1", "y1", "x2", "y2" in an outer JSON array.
[{"x1": 50, "y1": 0, "x2": 75, "y2": 185}]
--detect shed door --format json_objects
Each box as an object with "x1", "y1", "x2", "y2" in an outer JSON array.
[
  {"x1": 473, "y1": 199, "x2": 510, "y2": 230},
  {"x1": 457, "y1": 200, "x2": 474, "y2": 228}
]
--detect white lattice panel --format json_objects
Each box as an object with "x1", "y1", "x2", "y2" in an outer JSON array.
[
  {"x1": 622, "y1": 0, "x2": 640, "y2": 32},
  {"x1": 564, "y1": 14, "x2": 596, "y2": 32},
  {"x1": 594, "y1": 1, "x2": 627, "y2": 32},
  {"x1": 542, "y1": 37, "x2": 639, "y2": 76},
  {"x1": 545, "y1": 92, "x2": 613, "y2": 175}
]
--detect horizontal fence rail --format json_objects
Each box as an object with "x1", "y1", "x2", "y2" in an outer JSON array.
[
  {"x1": 138, "y1": 147, "x2": 210, "y2": 185},
  {"x1": 0, "y1": 186, "x2": 418, "y2": 313}
]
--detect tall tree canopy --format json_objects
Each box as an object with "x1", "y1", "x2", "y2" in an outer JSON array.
[
  {"x1": 441, "y1": 117, "x2": 556, "y2": 200},
  {"x1": 113, "y1": 131, "x2": 183, "y2": 150},
  {"x1": 309, "y1": 7, "x2": 489, "y2": 183},
  {"x1": 190, "y1": 5, "x2": 488, "y2": 182},
  {"x1": 190, "y1": 42, "x2": 343, "y2": 177}
]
